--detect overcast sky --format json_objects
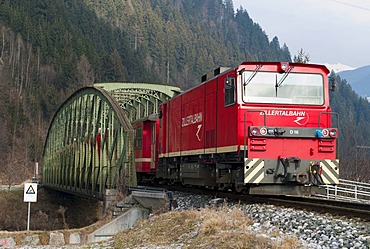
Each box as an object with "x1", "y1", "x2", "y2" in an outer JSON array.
[{"x1": 233, "y1": 0, "x2": 370, "y2": 68}]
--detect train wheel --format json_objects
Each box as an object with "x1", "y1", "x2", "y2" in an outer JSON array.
[
  {"x1": 235, "y1": 184, "x2": 249, "y2": 195},
  {"x1": 235, "y1": 184, "x2": 244, "y2": 193}
]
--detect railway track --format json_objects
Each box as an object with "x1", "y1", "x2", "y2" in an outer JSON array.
[
  {"x1": 238, "y1": 195, "x2": 370, "y2": 222},
  {"x1": 138, "y1": 184, "x2": 370, "y2": 221}
]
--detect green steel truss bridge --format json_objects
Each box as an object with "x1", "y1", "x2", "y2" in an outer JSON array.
[{"x1": 42, "y1": 83, "x2": 180, "y2": 199}]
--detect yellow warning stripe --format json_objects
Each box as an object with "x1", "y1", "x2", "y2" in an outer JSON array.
[
  {"x1": 253, "y1": 172, "x2": 265, "y2": 184},
  {"x1": 320, "y1": 160, "x2": 339, "y2": 184},
  {"x1": 244, "y1": 159, "x2": 264, "y2": 183}
]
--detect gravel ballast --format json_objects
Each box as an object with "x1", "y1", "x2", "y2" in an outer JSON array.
[{"x1": 174, "y1": 191, "x2": 370, "y2": 249}]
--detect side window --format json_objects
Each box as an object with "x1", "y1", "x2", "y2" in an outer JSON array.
[
  {"x1": 225, "y1": 77, "x2": 236, "y2": 106},
  {"x1": 134, "y1": 127, "x2": 142, "y2": 149}
]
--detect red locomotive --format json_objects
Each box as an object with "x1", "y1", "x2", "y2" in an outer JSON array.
[{"x1": 133, "y1": 62, "x2": 339, "y2": 195}]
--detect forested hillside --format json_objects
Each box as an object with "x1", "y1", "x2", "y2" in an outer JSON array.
[
  {"x1": 330, "y1": 74, "x2": 370, "y2": 180},
  {"x1": 338, "y1": 65, "x2": 370, "y2": 97},
  {"x1": 82, "y1": 0, "x2": 291, "y2": 87},
  {"x1": 0, "y1": 0, "x2": 290, "y2": 183},
  {"x1": 0, "y1": 0, "x2": 368, "y2": 183}
]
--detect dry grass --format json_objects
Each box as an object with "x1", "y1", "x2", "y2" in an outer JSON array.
[
  {"x1": 114, "y1": 206, "x2": 302, "y2": 249},
  {"x1": 0, "y1": 188, "x2": 102, "y2": 231}
]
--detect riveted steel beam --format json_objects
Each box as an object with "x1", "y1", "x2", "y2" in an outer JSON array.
[
  {"x1": 42, "y1": 87, "x2": 136, "y2": 199},
  {"x1": 42, "y1": 83, "x2": 181, "y2": 200},
  {"x1": 94, "y1": 82, "x2": 181, "y2": 122}
]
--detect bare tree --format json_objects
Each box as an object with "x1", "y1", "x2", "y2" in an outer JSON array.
[
  {"x1": 293, "y1": 48, "x2": 310, "y2": 63},
  {"x1": 0, "y1": 25, "x2": 6, "y2": 65}
]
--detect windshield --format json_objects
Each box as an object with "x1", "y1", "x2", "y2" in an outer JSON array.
[{"x1": 242, "y1": 71, "x2": 324, "y2": 105}]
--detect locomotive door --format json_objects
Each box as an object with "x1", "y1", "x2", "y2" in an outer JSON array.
[{"x1": 150, "y1": 122, "x2": 156, "y2": 169}]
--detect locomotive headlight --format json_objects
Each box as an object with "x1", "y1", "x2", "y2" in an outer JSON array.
[
  {"x1": 251, "y1": 127, "x2": 259, "y2": 136},
  {"x1": 321, "y1": 129, "x2": 329, "y2": 137},
  {"x1": 280, "y1": 62, "x2": 289, "y2": 72},
  {"x1": 260, "y1": 127, "x2": 267, "y2": 135},
  {"x1": 329, "y1": 129, "x2": 337, "y2": 138}
]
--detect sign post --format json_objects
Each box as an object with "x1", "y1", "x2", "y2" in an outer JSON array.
[{"x1": 23, "y1": 182, "x2": 38, "y2": 231}]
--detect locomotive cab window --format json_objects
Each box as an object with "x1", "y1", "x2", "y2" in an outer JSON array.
[
  {"x1": 225, "y1": 77, "x2": 236, "y2": 106},
  {"x1": 241, "y1": 71, "x2": 324, "y2": 105}
]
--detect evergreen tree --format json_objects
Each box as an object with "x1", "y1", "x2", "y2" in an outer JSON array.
[{"x1": 3, "y1": 0, "x2": 369, "y2": 183}]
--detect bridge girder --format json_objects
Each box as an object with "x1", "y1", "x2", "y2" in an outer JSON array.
[
  {"x1": 42, "y1": 83, "x2": 180, "y2": 199},
  {"x1": 94, "y1": 82, "x2": 181, "y2": 122}
]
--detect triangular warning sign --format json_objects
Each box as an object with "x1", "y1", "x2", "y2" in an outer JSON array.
[
  {"x1": 24, "y1": 183, "x2": 38, "y2": 202},
  {"x1": 26, "y1": 185, "x2": 35, "y2": 194}
]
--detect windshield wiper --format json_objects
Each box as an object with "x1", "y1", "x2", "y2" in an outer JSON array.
[
  {"x1": 243, "y1": 64, "x2": 262, "y2": 90},
  {"x1": 275, "y1": 66, "x2": 294, "y2": 96}
]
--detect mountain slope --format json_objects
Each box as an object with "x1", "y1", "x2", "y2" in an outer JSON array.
[
  {"x1": 82, "y1": 0, "x2": 292, "y2": 88},
  {"x1": 338, "y1": 65, "x2": 370, "y2": 97},
  {"x1": 0, "y1": 0, "x2": 369, "y2": 183},
  {"x1": 0, "y1": 0, "x2": 291, "y2": 183},
  {"x1": 330, "y1": 73, "x2": 370, "y2": 180},
  {"x1": 324, "y1": 63, "x2": 355, "y2": 73}
]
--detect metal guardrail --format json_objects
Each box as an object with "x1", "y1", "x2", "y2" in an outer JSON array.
[{"x1": 316, "y1": 179, "x2": 370, "y2": 204}]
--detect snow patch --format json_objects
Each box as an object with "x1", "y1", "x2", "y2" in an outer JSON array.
[{"x1": 323, "y1": 63, "x2": 355, "y2": 73}]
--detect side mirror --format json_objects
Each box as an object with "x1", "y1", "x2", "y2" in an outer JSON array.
[
  {"x1": 225, "y1": 77, "x2": 235, "y2": 89},
  {"x1": 329, "y1": 77, "x2": 337, "y2": 91},
  {"x1": 225, "y1": 78, "x2": 231, "y2": 89}
]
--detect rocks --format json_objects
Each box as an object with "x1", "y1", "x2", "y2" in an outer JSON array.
[
  {"x1": 172, "y1": 191, "x2": 370, "y2": 249},
  {"x1": 49, "y1": 232, "x2": 65, "y2": 247},
  {"x1": 23, "y1": 235, "x2": 40, "y2": 246},
  {"x1": 69, "y1": 233, "x2": 82, "y2": 245},
  {"x1": 0, "y1": 237, "x2": 16, "y2": 248},
  {"x1": 239, "y1": 204, "x2": 370, "y2": 249},
  {"x1": 173, "y1": 192, "x2": 213, "y2": 210}
]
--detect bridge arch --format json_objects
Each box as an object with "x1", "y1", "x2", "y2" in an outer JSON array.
[{"x1": 42, "y1": 83, "x2": 180, "y2": 199}]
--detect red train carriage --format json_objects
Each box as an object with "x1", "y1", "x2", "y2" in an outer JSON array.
[
  {"x1": 133, "y1": 114, "x2": 160, "y2": 181},
  {"x1": 137, "y1": 62, "x2": 339, "y2": 196}
]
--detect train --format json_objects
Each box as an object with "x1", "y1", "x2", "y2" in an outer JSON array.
[{"x1": 133, "y1": 61, "x2": 339, "y2": 196}]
